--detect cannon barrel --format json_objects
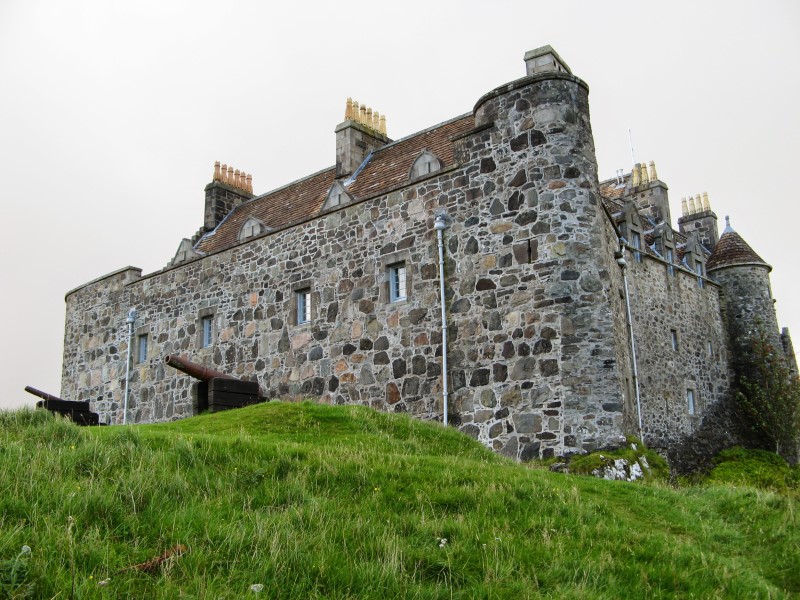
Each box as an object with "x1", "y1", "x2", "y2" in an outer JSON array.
[
  {"x1": 24, "y1": 386, "x2": 66, "y2": 403},
  {"x1": 164, "y1": 355, "x2": 237, "y2": 382}
]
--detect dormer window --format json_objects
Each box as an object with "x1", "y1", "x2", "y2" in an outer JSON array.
[
  {"x1": 322, "y1": 182, "x2": 353, "y2": 211},
  {"x1": 169, "y1": 239, "x2": 201, "y2": 267},
  {"x1": 238, "y1": 217, "x2": 267, "y2": 241},
  {"x1": 409, "y1": 151, "x2": 442, "y2": 180},
  {"x1": 620, "y1": 199, "x2": 644, "y2": 264}
]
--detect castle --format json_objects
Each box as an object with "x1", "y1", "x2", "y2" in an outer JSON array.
[{"x1": 61, "y1": 46, "x2": 796, "y2": 462}]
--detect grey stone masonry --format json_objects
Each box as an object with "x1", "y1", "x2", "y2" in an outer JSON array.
[
  {"x1": 622, "y1": 249, "x2": 730, "y2": 450},
  {"x1": 62, "y1": 46, "x2": 793, "y2": 465},
  {"x1": 62, "y1": 61, "x2": 631, "y2": 459},
  {"x1": 204, "y1": 181, "x2": 253, "y2": 231}
]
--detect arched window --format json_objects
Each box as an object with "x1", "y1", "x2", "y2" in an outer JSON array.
[{"x1": 409, "y1": 151, "x2": 442, "y2": 179}]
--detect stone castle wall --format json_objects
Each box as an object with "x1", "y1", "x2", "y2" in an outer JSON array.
[
  {"x1": 710, "y1": 265, "x2": 781, "y2": 352},
  {"x1": 62, "y1": 71, "x2": 634, "y2": 459},
  {"x1": 624, "y1": 253, "x2": 731, "y2": 450}
]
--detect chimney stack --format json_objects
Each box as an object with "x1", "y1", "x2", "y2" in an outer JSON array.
[{"x1": 335, "y1": 98, "x2": 391, "y2": 178}]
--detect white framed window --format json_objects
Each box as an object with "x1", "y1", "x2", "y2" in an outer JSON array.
[
  {"x1": 687, "y1": 389, "x2": 696, "y2": 415},
  {"x1": 201, "y1": 316, "x2": 213, "y2": 348},
  {"x1": 695, "y1": 262, "x2": 704, "y2": 288},
  {"x1": 137, "y1": 334, "x2": 148, "y2": 364},
  {"x1": 670, "y1": 329, "x2": 679, "y2": 351},
  {"x1": 296, "y1": 289, "x2": 311, "y2": 325},
  {"x1": 389, "y1": 263, "x2": 407, "y2": 303}
]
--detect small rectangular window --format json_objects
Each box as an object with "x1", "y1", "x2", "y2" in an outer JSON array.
[
  {"x1": 687, "y1": 389, "x2": 696, "y2": 415},
  {"x1": 670, "y1": 329, "x2": 679, "y2": 351},
  {"x1": 707, "y1": 340, "x2": 713, "y2": 356},
  {"x1": 389, "y1": 263, "x2": 407, "y2": 303},
  {"x1": 296, "y1": 289, "x2": 311, "y2": 325},
  {"x1": 631, "y1": 232, "x2": 642, "y2": 262},
  {"x1": 137, "y1": 334, "x2": 148, "y2": 364},
  {"x1": 666, "y1": 249, "x2": 675, "y2": 277},
  {"x1": 201, "y1": 316, "x2": 213, "y2": 348},
  {"x1": 696, "y1": 263, "x2": 704, "y2": 288}
]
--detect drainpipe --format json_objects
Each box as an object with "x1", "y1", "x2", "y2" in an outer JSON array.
[
  {"x1": 616, "y1": 248, "x2": 643, "y2": 440},
  {"x1": 123, "y1": 308, "x2": 137, "y2": 425},
  {"x1": 433, "y1": 214, "x2": 450, "y2": 426}
]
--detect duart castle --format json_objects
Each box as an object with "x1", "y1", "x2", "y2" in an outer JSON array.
[{"x1": 61, "y1": 46, "x2": 797, "y2": 465}]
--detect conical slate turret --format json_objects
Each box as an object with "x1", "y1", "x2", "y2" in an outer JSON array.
[{"x1": 707, "y1": 216, "x2": 770, "y2": 272}]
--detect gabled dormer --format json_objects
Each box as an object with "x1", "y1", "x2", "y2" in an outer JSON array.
[
  {"x1": 168, "y1": 239, "x2": 202, "y2": 267},
  {"x1": 683, "y1": 233, "x2": 707, "y2": 288},
  {"x1": 409, "y1": 150, "x2": 442, "y2": 180},
  {"x1": 651, "y1": 223, "x2": 677, "y2": 277},
  {"x1": 238, "y1": 217, "x2": 270, "y2": 242},
  {"x1": 321, "y1": 181, "x2": 355, "y2": 211},
  {"x1": 619, "y1": 199, "x2": 644, "y2": 262}
]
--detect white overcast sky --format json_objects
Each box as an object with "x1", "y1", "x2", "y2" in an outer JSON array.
[{"x1": 1, "y1": 1, "x2": 798, "y2": 410}]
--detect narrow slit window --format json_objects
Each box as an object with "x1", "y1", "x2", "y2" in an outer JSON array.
[
  {"x1": 297, "y1": 289, "x2": 311, "y2": 325},
  {"x1": 201, "y1": 316, "x2": 213, "y2": 348},
  {"x1": 687, "y1": 389, "x2": 696, "y2": 415},
  {"x1": 695, "y1": 262, "x2": 704, "y2": 288},
  {"x1": 389, "y1": 263, "x2": 407, "y2": 303},
  {"x1": 666, "y1": 248, "x2": 675, "y2": 277},
  {"x1": 670, "y1": 329, "x2": 678, "y2": 351},
  {"x1": 631, "y1": 232, "x2": 642, "y2": 262},
  {"x1": 137, "y1": 334, "x2": 148, "y2": 364}
]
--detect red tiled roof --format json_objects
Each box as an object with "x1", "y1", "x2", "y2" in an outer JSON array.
[
  {"x1": 195, "y1": 168, "x2": 336, "y2": 253},
  {"x1": 707, "y1": 228, "x2": 770, "y2": 272},
  {"x1": 599, "y1": 175, "x2": 628, "y2": 201},
  {"x1": 348, "y1": 115, "x2": 474, "y2": 197},
  {"x1": 195, "y1": 114, "x2": 475, "y2": 254}
]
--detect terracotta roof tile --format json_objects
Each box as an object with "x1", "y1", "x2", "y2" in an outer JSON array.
[
  {"x1": 195, "y1": 115, "x2": 475, "y2": 255},
  {"x1": 707, "y1": 228, "x2": 770, "y2": 271},
  {"x1": 347, "y1": 115, "x2": 474, "y2": 197},
  {"x1": 195, "y1": 167, "x2": 336, "y2": 254}
]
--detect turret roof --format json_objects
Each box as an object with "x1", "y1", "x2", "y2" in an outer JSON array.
[{"x1": 706, "y1": 218, "x2": 770, "y2": 272}]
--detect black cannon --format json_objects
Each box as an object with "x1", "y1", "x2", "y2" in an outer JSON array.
[
  {"x1": 24, "y1": 386, "x2": 101, "y2": 426},
  {"x1": 164, "y1": 355, "x2": 263, "y2": 413}
]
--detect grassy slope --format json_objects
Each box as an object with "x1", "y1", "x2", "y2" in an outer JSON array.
[{"x1": 0, "y1": 404, "x2": 798, "y2": 599}]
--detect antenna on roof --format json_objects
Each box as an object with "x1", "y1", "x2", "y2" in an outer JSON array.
[{"x1": 628, "y1": 128, "x2": 636, "y2": 166}]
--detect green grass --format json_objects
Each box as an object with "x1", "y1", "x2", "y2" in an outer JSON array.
[
  {"x1": 706, "y1": 447, "x2": 800, "y2": 494},
  {"x1": 1, "y1": 404, "x2": 798, "y2": 599}
]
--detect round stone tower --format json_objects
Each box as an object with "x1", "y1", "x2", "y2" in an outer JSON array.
[{"x1": 707, "y1": 217, "x2": 780, "y2": 350}]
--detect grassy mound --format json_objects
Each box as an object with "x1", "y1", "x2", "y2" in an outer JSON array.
[
  {"x1": 1, "y1": 404, "x2": 798, "y2": 599},
  {"x1": 707, "y1": 447, "x2": 799, "y2": 493}
]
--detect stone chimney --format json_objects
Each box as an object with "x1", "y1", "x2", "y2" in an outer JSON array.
[
  {"x1": 523, "y1": 45, "x2": 572, "y2": 75},
  {"x1": 335, "y1": 98, "x2": 391, "y2": 178},
  {"x1": 678, "y1": 191, "x2": 719, "y2": 251},
  {"x1": 627, "y1": 160, "x2": 672, "y2": 226},
  {"x1": 203, "y1": 161, "x2": 255, "y2": 231}
]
